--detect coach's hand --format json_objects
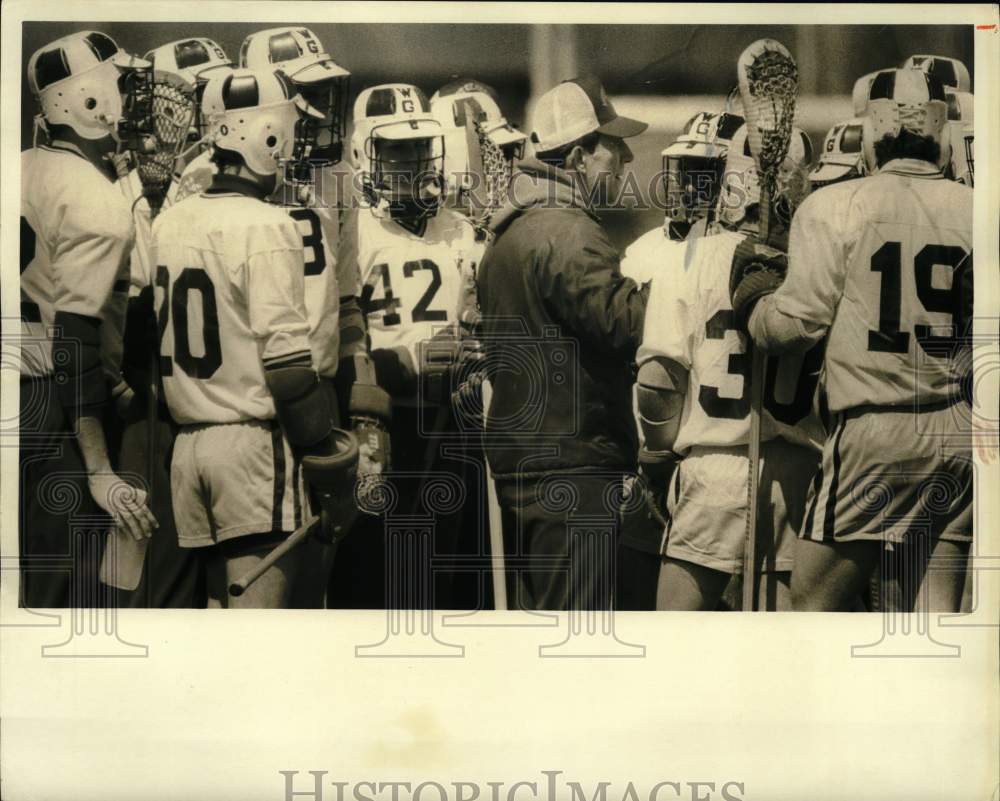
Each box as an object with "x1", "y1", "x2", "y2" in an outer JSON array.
[
  {"x1": 88, "y1": 472, "x2": 158, "y2": 541},
  {"x1": 730, "y1": 236, "x2": 788, "y2": 333},
  {"x1": 420, "y1": 324, "x2": 485, "y2": 406}
]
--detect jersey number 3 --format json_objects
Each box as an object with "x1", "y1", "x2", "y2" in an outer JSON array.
[{"x1": 155, "y1": 265, "x2": 223, "y2": 379}]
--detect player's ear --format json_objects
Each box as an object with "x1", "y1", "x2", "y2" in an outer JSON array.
[{"x1": 563, "y1": 144, "x2": 585, "y2": 173}]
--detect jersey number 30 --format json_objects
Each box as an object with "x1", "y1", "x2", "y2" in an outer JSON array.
[
  {"x1": 698, "y1": 309, "x2": 823, "y2": 424},
  {"x1": 155, "y1": 265, "x2": 223, "y2": 379}
]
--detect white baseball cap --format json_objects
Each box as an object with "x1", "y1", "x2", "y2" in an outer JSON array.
[{"x1": 531, "y1": 74, "x2": 647, "y2": 153}]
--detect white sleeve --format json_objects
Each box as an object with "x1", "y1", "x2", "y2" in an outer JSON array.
[
  {"x1": 51, "y1": 182, "x2": 134, "y2": 320},
  {"x1": 771, "y1": 189, "x2": 849, "y2": 329},
  {"x1": 244, "y1": 219, "x2": 313, "y2": 367},
  {"x1": 636, "y1": 256, "x2": 695, "y2": 370}
]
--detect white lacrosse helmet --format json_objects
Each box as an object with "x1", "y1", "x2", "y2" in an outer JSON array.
[
  {"x1": 861, "y1": 68, "x2": 948, "y2": 173},
  {"x1": 201, "y1": 68, "x2": 323, "y2": 176},
  {"x1": 661, "y1": 110, "x2": 744, "y2": 225},
  {"x1": 809, "y1": 118, "x2": 866, "y2": 188},
  {"x1": 239, "y1": 27, "x2": 350, "y2": 163},
  {"x1": 430, "y1": 78, "x2": 527, "y2": 192},
  {"x1": 28, "y1": 30, "x2": 150, "y2": 141},
  {"x1": 716, "y1": 123, "x2": 813, "y2": 230},
  {"x1": 851, "y1": 71, "x2": 880, "y2": 117},
  {"x1": 901, "y1": 54, "x2": 971, "y2": 93},
  {"x1": 351, "y1": 83, "x2": 445, "y2": 218},
  {"x1": 145, "y1": 38, "x2": 233, "y2": 86}
]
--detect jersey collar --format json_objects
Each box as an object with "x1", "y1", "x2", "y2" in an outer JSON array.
[
  {"x1": 40, "y1": 140, "x2": 118, "y2": 182},
  {"x1": 203, "y1": 173, "x2": 271, "y2": 201},
  {"x1": 879, "y1": 158, "x2": 944, "y2": 179}
]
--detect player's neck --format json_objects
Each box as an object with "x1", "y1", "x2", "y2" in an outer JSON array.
[
  {"x1": 45, "y1": 128, "x2": 118, "y2": 181},
  {"x1": 210, "y1": 165, "x2": 277, "y2": 200}
]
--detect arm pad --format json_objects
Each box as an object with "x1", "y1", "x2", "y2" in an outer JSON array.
[
  {"x1": 636, "y1": 357, "x2": 687, "y2": 455},
  {"x1": 264, "y1": 361, "x2": 334, "y2": 456},
  {"x1": 52, "y1": 311, "x2": 107, "y2": 415}
]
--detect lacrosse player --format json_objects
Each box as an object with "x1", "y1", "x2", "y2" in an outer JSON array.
[
  {"x1": 328, "y1": 83, "x2": 486, "y2": 609},
  {"x1": 615, "y1": 110, "x2": 744, "y2": 609},
  {"x1": 148, "y1": 68, "x2": 356, "y2": 608},
  {"x1": 621, "y1": 111, "x2": 744, "y2": 288},
  {"x1": 20, "y1": 31, "x2": 158, "y2": 607},
  {"x1": 637, "y1": 123, "x2": 822, "y2": 611},
  {"x1": 736, "y1": 68, "x2": 973, "y2": 612}
]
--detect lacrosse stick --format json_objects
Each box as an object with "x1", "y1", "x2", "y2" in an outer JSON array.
[
  {"x1": 736, "y1": 39, "x2": 798, "y2": 612},
  {"x1": 229, "y1": 516, "x2": 322, "y2": 598},
  {"x1": 101, "y1": 71, "x2": 196, "y2": 592}
]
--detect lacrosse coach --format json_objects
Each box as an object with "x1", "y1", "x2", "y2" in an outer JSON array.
[{"x1": 476, "y1": 75, "x2": 649, "y2": 611}]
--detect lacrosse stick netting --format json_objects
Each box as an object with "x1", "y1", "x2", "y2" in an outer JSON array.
[
  {"x1": 137, "y1": 72, "x2": 197, "y2": 217},
  {"x1": 737, "y1": 39, "x2": 799, "y2": 240}
]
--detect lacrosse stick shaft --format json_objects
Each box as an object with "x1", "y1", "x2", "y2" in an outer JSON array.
[
  {"x1": 743, "y1": 348, "x2": 765, "y2": 611},
  {"x1": 736, "y1": 38, "x2": 797, "y2": 612},
  {"x1": 481, "y1": 379, "x2": 508, "y2": 610},
  {"x1": 229, "y1": 516, "x2": 320, "y2": 597}
]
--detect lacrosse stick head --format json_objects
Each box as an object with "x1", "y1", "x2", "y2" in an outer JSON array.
[
  {"x1": 121, "y1": 69, "x2": 196, "y2": 216},
  {"x1": 737, "y1": 39, "x2": 799, "y2": 243}
]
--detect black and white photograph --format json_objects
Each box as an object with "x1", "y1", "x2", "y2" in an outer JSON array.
[{"x1": 2, "y1": 3, "x2": 998, "y2": 800}]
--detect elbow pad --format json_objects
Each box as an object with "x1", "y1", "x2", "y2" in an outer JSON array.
[
  {"x1": 264, "y1": 361, "x2": 334, "y2": 457},
  {"x1": 636, "y1": 357, "x2": 687, "y2": 455},
  {"x1": 52, "y1": 311, "x2": 107, "y2": 415}
]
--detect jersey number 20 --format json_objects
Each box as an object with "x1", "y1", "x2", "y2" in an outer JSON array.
[{"x1": 155, "y1": 265, "x2": 223, "y2": 379}]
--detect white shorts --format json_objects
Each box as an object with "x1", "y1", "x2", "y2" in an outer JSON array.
[
  {"x1": 801, "y1": 403, "x2": 972, "y2": 545},
  {"x1": 171, "y1": 420, "x2": 311, "y2": 548},
  {"x1": 665, "y1": 439, "x2": 819, "y2": 574}
]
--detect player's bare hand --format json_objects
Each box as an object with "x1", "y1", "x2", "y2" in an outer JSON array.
[{"x1": 87, "y1": 472, "x2": 158, "y2": 541}]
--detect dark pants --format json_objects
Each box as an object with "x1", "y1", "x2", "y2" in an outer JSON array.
[
  {"x1": 18, "y1": 377, "x2": 108, "y2": 608},
  {"x1": 328, "y1": 403, "x2": 489, "y2": 609},
  {"x1": 495, "y1": 471, "x2": 625, "y2": 611},
  {"x1": 616, "y1": 490, "x2": 663, "y2": 611},
  {"x1": 108, "y1": 396, "x2": 206, "y2": 608}
]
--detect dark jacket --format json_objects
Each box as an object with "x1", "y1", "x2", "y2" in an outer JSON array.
[{"x1": 477, "y1": 160, "x2": 647, "y2": 480}]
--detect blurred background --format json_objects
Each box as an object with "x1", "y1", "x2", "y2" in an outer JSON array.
[{"x1": 22, "y1": 22, "x2": 973, "y2": 248}]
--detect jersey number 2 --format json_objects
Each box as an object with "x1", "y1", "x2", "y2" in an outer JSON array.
[
  {"x1": 361, "y1": 259, "x2": 448, "y2": 326},
  {"x1": 156, "y1": 266, "x2": 223, "y2": 379}
]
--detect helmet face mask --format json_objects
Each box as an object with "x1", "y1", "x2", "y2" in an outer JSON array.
[
  {"x1": 294, "y1": 77, "x2": 349, "y2": 163},
  {"x1": 352, "y1": 84, "x2": 445, "y2": 221},
  {"x1": 661, "y1": 111, "x2": 743, "y2": 227},
  {"x1": 366, "y1": 133, "x2": 445, "y2": 217},
  {"x1": 663, "y1": 154, "x2": 726, "y2": 224}
]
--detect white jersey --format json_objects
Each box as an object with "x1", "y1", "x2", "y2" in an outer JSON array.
[
  {"x1": 173, "y1": 151, "x2": 349, "y2": 377},
  {"x1": 772, "y1": 158, "x2": 973, "y2": 413},
  {"x1": 342, "y1": 207, "x2": 484, "y2": 369},
  {"x1": 638, "y1": 229, "x2": 825, "y2": 455},
  {"x1": 620, "y1": 221, "x2": 707, "y2": 286},
  {"x1": 150, "y1": 187, "x2": 312, "y2": 425},
  {"x1": 20, "y1": 145, "x2": 133, "y2": 379}
]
